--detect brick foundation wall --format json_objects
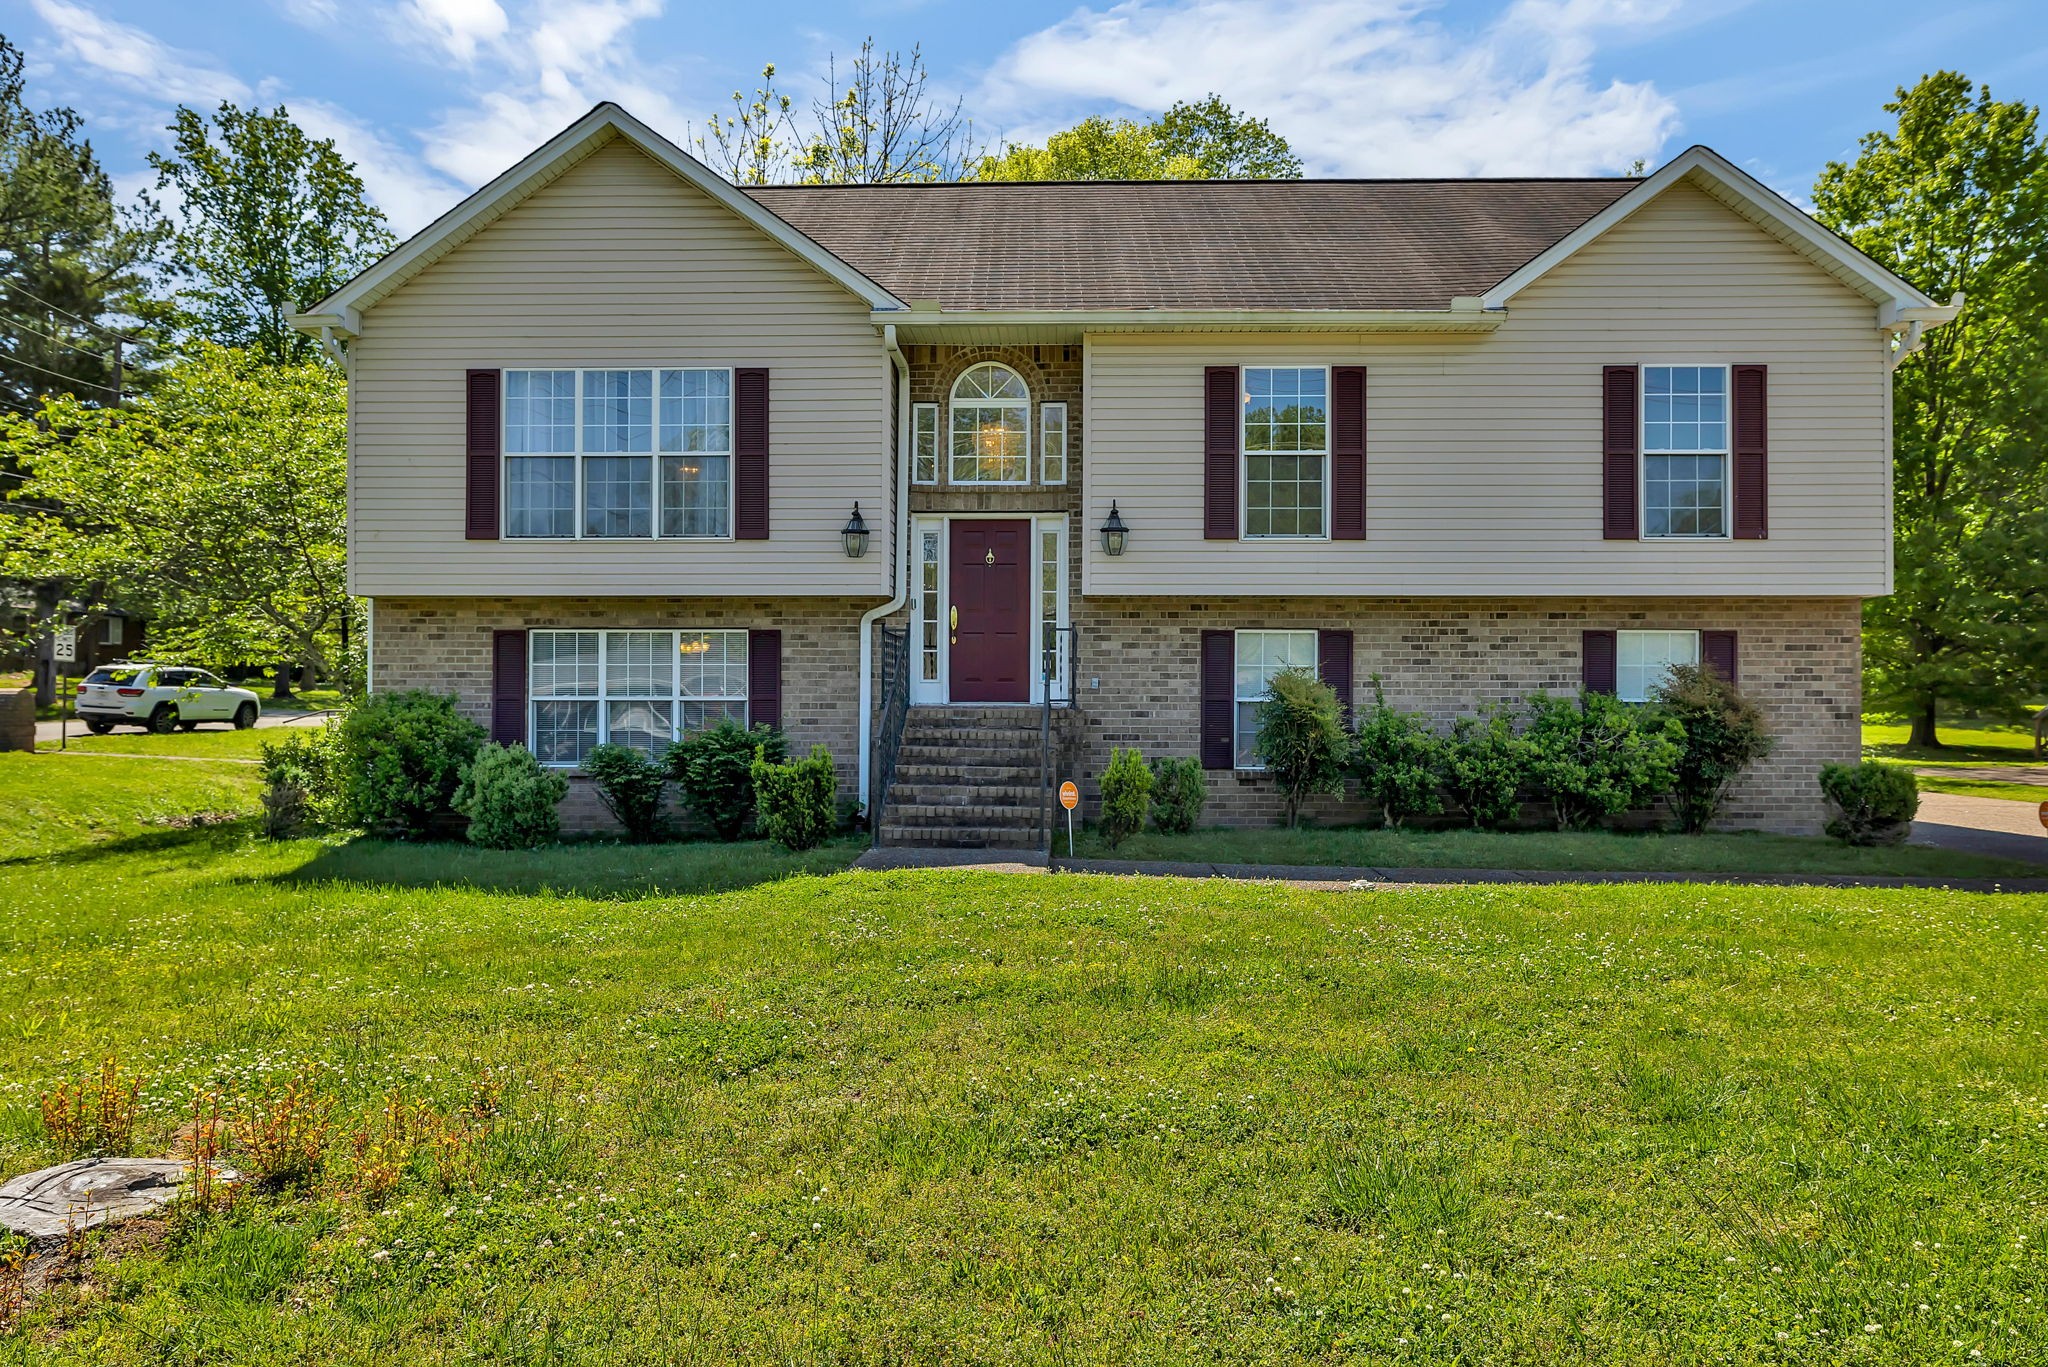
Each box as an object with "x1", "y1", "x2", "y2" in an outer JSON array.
[
  {"x1": 1060, "y1": 596, "x2": 1863, "y2": 835},
  {"x1": 371, "y1": 596, "x2": 878, "y2": 833}
]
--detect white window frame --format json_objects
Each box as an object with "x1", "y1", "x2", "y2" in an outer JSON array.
[
  {"x1": 527, "y1": 627, "x2": 750, "y2": 767},
  {"x1": 908, "y1": 513, "x2": 1067, "y2": 706},
  {"x1": 1039, "y1": 402, "x2": 1069, "y2": 486},
  {"x1": 1639, "y1": 363, "x2": 1731, "y2": 541},
  {"x1": 911, "y1": 403, "x2": 939, "y2": 485},
  {"x1": 947, "y1": 363, "x2": 1031, "y2": 487},
  {"x1": 1240, "y1": 364, "x2": 1331, "y2": 542},
  {"x1": 502, "y1": 367, "x2": 737, "y2": 541},
  {"x1": 1616, "y1": 629, "x2": 1701, "y2": 703},
  {"x1": 99, "y1": 617, "x2": 122, "y2": 646},
  {"x1": 1039, "y1": 519, "x2": 1070, "y2": 702},
  {"x1": 1232, "y1": 628, "x2": 1318, "y2": 770}
]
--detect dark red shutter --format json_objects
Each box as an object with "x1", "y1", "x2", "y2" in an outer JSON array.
[
  {"x1": 1602, "y1": 366, "x2": 1639, "y2": 540},
  {"x1": 466, "y1": 369, "x2": 501, "y2": 540},
  {"x1": 748, "y1": 629, "x2": 782, "y2": 729},
  {"x1": 1318, "y1": 629, "x2": 1354, "y2": 721},
  {"x1": 1701, "y1": 630, "x2": 1738, "y2": 684},
  {"x1": 1203, "y1": 366, "x2": 1239, "y2": 540},
  {"x1": 490, "y1": 629, "x2": 527, "y2": 744},
  {"x1": 735, "y1": 368, "x2": 770, "y2": 540},
  {"x1": 1582, "y1": 630, "x2": 1617, "y2": 695},
  {"x1": 1732, "y1": 365, "x2": 1768, "y2": 540},
  {"x1": 1331, "y1": 367, "x2": 1366, "y2": 540},
  {"x1": 1199, "y1": 629, "x2": 1234, "y2": 769}
]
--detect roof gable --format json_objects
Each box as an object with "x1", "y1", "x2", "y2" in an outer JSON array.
[
  {"x1": 1479, "y1": 146, "x2": 1940, "y2": 317},
  {"x1": 302, "y1": 104, "x2": 903, "y2": 328}
]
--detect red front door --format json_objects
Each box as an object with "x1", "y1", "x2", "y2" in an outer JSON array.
[{"x1": 949, "y1": 519, "x2": 1031, "y2": 703}]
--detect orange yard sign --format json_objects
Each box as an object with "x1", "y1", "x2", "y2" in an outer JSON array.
[
  {"x1": 1060, "y1": 781, "x2": 1079, "y2": 810},
  {"x1": 2038, "y1": 800, "x2": 2048, "y2": 832}
]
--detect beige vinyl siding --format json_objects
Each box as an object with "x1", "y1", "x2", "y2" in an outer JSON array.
[
  {"x1": 350, "y1": 135, "x2": 890, "y2": 598},
  {"x1": 1082, "y1": 180, "x2": 1891, "y2": 598}
]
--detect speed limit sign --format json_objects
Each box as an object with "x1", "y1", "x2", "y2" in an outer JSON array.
[{"x1": 53, "y1": 627, "x2": 76, "y2": 665}]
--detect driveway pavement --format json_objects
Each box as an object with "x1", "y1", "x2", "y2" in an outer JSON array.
[
  {"x1": 33, "y1": 704, "x2": 337, "y2": 746},
  {"x1": 1908, "y1": 791, "x2": 2048, "y2": 867}
]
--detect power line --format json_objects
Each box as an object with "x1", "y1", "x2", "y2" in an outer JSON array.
[
  {"x1": 0, "y1": 353, "x2": 116, "y2": 394},
  {"x1": 1, "y1": 282, "x2": 138, "y2": 344},
  {"x1": 4, "y1": 312, "x2": 115, "y2": 363}
]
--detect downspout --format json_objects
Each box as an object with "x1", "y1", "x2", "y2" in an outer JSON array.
[{"x1": 857, "y1": 323, "x2": 913, "y2": 814}]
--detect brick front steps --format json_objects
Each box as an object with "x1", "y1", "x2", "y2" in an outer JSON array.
[{"x1": 878, "y1": 706, "x2": 1051, "y2": 849}]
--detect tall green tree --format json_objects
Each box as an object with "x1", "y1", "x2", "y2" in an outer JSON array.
[
  {"x1": 0, "y1": 345, "x2": 349, "y2": 687},
  {"x1": 1812, "y1": 72, "x2": 2048, "y2": 747},
  {"x1": 0, "y1": 35, "x2": 164, "y2": 411},
  {"x1": 975, "y1": 96, "x2": 1301, "y2": 182},
  {"x1": 147, "y1": 103, "x2": 393, "y2": 365}
]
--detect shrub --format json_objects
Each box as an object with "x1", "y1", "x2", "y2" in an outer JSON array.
[
  {"x1": 1350, "y1": 681, "x2": 1446, "y2": 828},
  {"x1": 1443, "y1": 708, "x2": 1530, "y2": 830},
  {"x1": 257, "y1": 726, "x2": 340, "y2": 838},
  {"x1": 1098, "y1": 747, "x2": 1155, "y2": 848},
  {"x1": 1254, "y1": 668, "x2": 1351, "y2": 828},
  {"x1": 1150, "y1": 755, "x2": 1208, "y2": 835},
  {"x1": 753, "y1": 744, "x2": 837, "y2": 851},
  {"x1": 669, "y1": 719, "x2": 788, "y2": 840},
  {"x1": 581, "y1": 743, "x2": 671, "y2": 842},
  {"x1": 452, "y1": 742, "x2": 566, "y2": 850},
  {"x1": 1650, "y1": 663, "x2": 1776, "y2": 833},
  {"x1": 1522, "y1": 690, "x2": 1683, "y2": 831},
  {"x1": 333, "y1": 691, "x2": 486, "y2": 839},
  {"x1": 1819, "y1": 761, "x2": 1919, "y2": 845}
]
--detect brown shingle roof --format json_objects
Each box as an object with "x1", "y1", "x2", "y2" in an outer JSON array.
[{"x1": 744, "y1": 178, "x2": 1639, "y2": 312}]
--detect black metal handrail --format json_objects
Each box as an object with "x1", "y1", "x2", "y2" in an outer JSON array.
[
  {"x1": 871, "y1": 624, "x2": 911, "y2": 849},
  {"x1": 1040, "y1": 626, "x2": 1078, "y2": 856}
]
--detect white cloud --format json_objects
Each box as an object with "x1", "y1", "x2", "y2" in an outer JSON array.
[
  {"x1": 288, "y1": 99, "x2": 468, "y2": 237},
  {"x1": 978, "y1": 0, "x2": 1682, "y2": 176},
  {"x1": 29, "y1": 0, "x2": 250, "y2": 105},
  {"x1": 403, "y1": 0, "x2": 511, "y2": 65},
  {"x1": 411, "y1": 0, "x2": 696, "y2": 188}
]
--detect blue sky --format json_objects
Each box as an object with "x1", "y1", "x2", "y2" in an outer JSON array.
[{"x1": 4, "y1": 0, "x2": 2045, "y2": 235}]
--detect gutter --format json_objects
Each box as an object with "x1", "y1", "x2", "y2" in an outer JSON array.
[
  {"x1": 1881, "y1": 293, "x2": 1964, "y2": 371},
  {"x1": 856, "y1": 323, "x2": 912, "y2": 815},
  {"x1": 871, "y1": 301, "x2": 1501, "y2": 334}
]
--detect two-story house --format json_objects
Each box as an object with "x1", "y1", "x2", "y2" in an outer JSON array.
[{"x1": 295, "y1": 104, "x2": 1955, "y2": 845}]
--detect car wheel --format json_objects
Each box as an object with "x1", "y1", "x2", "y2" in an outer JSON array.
[
  {"x1": 86, "y1": 720, "x2": 113, "y2": 735},
  {"x1": 148, "y1": 704, "x2": 179, "y2": 735},
  {"x1": 233, "y1": 703, "x2": 257, "y2": 730}
]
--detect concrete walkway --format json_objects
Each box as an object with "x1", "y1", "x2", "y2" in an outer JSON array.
[{"x1": 1909, "y1": 791, "x2": 2048, "y2": 867}]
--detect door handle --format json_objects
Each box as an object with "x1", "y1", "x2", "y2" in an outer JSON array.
[{"x1": 949, "y1": 606, "x2": 958, "y2": 629}]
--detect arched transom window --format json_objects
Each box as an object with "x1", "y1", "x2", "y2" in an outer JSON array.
[{"x1": 949, "y1": 363, "x2": 1030, "y2": 484}]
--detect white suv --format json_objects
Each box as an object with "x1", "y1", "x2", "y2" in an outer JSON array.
[{"x1": 76, "y1": 662, "x2": 262, "y2": 734}]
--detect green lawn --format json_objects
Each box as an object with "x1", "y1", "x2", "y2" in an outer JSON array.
[
  {"x1": 1, "y1": 762, "x2": 2046, "y2": 1362},
  {"x1": 0, "y1": 752, "x2": 260, "y2": 861},
  {"x1": 1066, "y1": 823, "x2": 2041, "y2": 879},
  {"x1": 1862, "y1": 717, "x2": 2039, "y2": 762},
  {"x1": 35, "y1": 724, "x2": 319, "y2": 761}
]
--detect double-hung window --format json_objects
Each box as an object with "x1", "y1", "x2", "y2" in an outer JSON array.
[
  {"x1": 504, "y1": 369, "x2": 732, "y2": 539},
  {"x1": 1642, "y1": 366, "x2": 1728, "y2": 538},
  {"x1": 1233, "y1": 629, "x2": 1317, "y2": 767},
  {"x1": 529, "y1": 628, "x2": 748, "y2": 765},
  {"x1": 1243, "y1": 367, "x2": 1328, "y2": 538},
  {"x1": 1616, "y1": 629, "x2": 1699, "y2": 703}
]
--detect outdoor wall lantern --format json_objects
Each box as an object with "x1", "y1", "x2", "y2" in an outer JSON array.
[
  {"x1": 841, "y1": 503, "x2": 871, "y2": 558},
  {"x1": 1099, "y1": 501, "x2": 1130, "y2": 556}
]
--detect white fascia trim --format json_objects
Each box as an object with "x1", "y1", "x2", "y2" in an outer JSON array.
[
  {"x1": 873, "y1": 304, "x2": 1502, "y2": 333},
  {"x1": 1480, "y1": 145, "x2": 1942, "y2": 323},
  {"x1": 296, "y1": 103, "x2": 905, "y2": 329}
]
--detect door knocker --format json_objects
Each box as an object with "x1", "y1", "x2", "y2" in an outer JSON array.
[{"x1": 984, "y1": 548, "x2": 995, "y2": 565}]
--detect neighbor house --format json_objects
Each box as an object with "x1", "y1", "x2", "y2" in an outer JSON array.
[{"x1": 294, "y1": 104, "x2": 1955, "y2": 844}]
